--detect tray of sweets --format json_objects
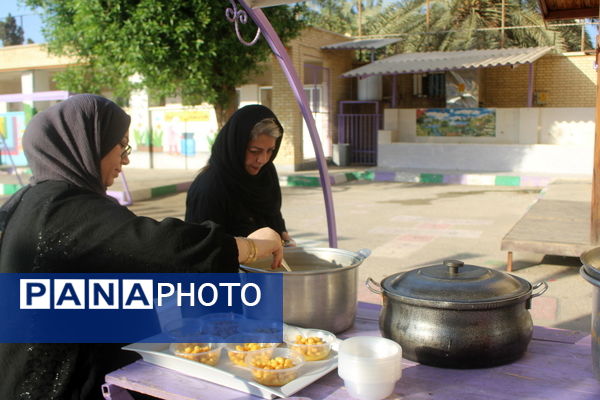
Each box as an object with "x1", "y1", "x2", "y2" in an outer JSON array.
[{"x1": 123, "y1": 325, "x2": 338, "y2": 399}]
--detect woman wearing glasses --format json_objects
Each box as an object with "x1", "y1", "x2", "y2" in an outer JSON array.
[{"x1": 0, "y1": 94, "x2": 283, "y2": 400}]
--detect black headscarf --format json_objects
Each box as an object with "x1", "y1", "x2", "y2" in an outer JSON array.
[
  {"x1": 207, "y1": 104, "x2": 284, "y2": 219},
  {"x1": 23, "y1": 94, "x2": 131, "y2": 195}
]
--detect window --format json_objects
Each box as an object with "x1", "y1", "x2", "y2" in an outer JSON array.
[
  {"x1": 304, "y1": 86, "x2": 322, "y2": 113},
  {"x1": 259, "y1": 87, "x2": 272, "y2": 109},
  {"x1": 413, "y1": 73, "x2": 445, "y2": 98}
]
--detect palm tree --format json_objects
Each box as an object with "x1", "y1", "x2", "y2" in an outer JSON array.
[
  {"x1": 361, "y1": 0, "x2": 589, "y2": 52},
  {"x1": 303, "y1": 0, "x2": 385, "y2": 37}
]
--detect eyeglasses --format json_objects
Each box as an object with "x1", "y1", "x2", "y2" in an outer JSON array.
[{"x1": 120, "y1": 143, "x2": 132, "y2": 159}]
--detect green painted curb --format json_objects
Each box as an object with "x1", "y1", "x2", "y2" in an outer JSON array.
[
  {"x1": 151, "y1": 185, "x2": 177, "y2": 197},
  {"x1": 2, "y1": 184, "x2": 23, "y2": 195},
  {"x1": 287, "y1": 176, "x2": 320, "y2": 187},
  {"x1": 345, "y1": 172, "x2": 359, "y2": 181},
  {"x1": 495, "y1": 176, "x2": 521, "y2": 186},
  {"x1": 420, "y1": 173, "x2": 444, "y2": 184},
  {"x1": 360, "y1": 171, "x2": 375, "y2": 180}
]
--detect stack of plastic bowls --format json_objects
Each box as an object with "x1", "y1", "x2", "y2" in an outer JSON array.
[{"x1": 338, "y1": 336, "x2": 402, "y2": 400}]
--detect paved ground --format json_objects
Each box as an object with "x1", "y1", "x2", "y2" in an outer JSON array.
[
  {"x1": 1, "y1": 166, "x2": 593, "y2": 333},
  {"x1": 125, "y1": 174, "x2": 594, "y2": 334}
]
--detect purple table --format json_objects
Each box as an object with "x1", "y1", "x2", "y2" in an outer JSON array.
[{"x1": 103, "y1": 302, "x2": 600, "y2": 400}]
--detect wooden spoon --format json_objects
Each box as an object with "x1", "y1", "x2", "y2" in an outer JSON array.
[{"x1": 281, "y1": 257, "x2": 292, "y2": 272}]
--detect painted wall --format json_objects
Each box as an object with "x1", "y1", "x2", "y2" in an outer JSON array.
[
  {"x1": 0, "y1": 111, "x2": 27, "y2": 166},
  {"x1": 127, "y1": 101, "x2": 217, "y2": 170},
  {"x1": 0, "y1": 44, "x2": 75, "y2": 71},
  {"x1": 378, "y1": 107, "x2": 594, "y2": 174},
  {"x1": 378, "y1": 142, "x2": 593, "y2": 174}
]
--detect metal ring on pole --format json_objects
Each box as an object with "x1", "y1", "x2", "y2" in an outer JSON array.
[{"x1": 226, "y1": 0, "x2": 262, "y2": 46}]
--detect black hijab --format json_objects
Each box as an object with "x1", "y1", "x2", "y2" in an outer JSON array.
[
  {"x1": 23, "y1": 94, "x2": 131, "y2": 195},
  {"x1": 207, "y1": 104, "x2": 284, "y2": 219}
]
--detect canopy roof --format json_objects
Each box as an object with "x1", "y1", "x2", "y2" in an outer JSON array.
[
  {"x1": 341, "y1": 46, "x2": 554, "y2": 78},
  {"x1": 321, "y1": 38, "x2": 401, "y2": 50},
  {"x1": 536, "y1": 0, "x2": 598, "y2": 19}
]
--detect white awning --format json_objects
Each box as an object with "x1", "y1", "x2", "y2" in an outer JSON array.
[
  {"x1": 341, "y1": 46, "x2": 554, "y2": 78},
  {"x1": 321, "y1": 38, "x2": 401, "y2": 50}
]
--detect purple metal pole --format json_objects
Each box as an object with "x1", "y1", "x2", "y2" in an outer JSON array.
[
  {"x1": 392, "y1": 74, "x2": 398, "y2": 108},
  {"x1": 527, "y1": 63, "x2": 534, "y2": 107},
  {"x1": 237, "y1": 2, "x2": 338, "y2": 247}
]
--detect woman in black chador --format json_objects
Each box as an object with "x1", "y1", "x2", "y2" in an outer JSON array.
[
  {"x1": 0, "y1": 94, "x2": 283, "y2": 400},
  {"x1": 186, "y1": 104, "x2": 295, "y2": 246}
]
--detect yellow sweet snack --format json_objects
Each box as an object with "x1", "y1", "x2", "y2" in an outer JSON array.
[
  {"x1": 290, "y1": 335, "x2": 331, "y2": 361},
  {"x1": 172, "y1": 343, "x2": 221, "y2": 366},
  {"x1": 185, "y1": 344, "x2": 211, "y2": 353},
  {"x1": 227, "y1": 342, "x2": 274, "y2": 366},
  {"x1": 250, "y1": 356, "x2": 299, "y2": 386},
  {"x1": 294, "y1": 335, "x2": 325, "y2": 345},
  {"x1": 235, "y1": 342, "x2": 266, "y2": 352}
]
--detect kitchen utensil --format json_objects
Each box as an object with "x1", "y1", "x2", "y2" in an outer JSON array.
[
  {"x1": 241, "y1": 247, "x2": 371, "y2": 333},
  {"x1": 281, "y1": 257, "x2": 292, "y2": 272},
  {"x1": 366, "y1": 259, "x2": 547, "y2": 368}
]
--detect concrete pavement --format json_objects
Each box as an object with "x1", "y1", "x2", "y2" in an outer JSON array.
[
  {"x1": 120, "y1": 169, "x2": 594, "y2": 335},
  {"x1": 0, "y1": 166, "x2": 595, "y2": 334}
]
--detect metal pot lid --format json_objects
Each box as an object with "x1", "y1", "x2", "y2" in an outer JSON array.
[
  {"x1": 580, "y1": 247, "x2": 600, "y2": 282},
  {"x1": 381, "y1": 259, "x2": 532, "y2": 309}
]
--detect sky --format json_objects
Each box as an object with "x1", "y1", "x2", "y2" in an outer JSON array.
[
  {"x1": 0, "y1": 0, "x2": 598, "y2": 48},
  {"x1": 0, "y1": 0, "x2": 44, "y2": 44}
]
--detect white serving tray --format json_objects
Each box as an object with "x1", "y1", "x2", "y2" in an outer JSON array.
[{"x1": 122, "y1": 326, "x2": 339, "y2": 399}]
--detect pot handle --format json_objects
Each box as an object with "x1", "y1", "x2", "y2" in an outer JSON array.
[
  {"x1": 357, "y1": 249, "x2": 371, "y2": 260},
  {"x1": 365, "y1": 277, "x2": 383, "y2": 294},
  {"x1": 531, "y1": 281, "x2": 548, "y2": 297}
]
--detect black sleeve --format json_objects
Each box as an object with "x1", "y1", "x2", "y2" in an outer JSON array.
[
  {"x1": 185, "y1": 178, "x2": 230, "y2": 228},
  {"x1": 39, "y1": 189, "x2": 239, "y2": 273},
  {"x1": 274, "y1": 211, "x2": 287, "y2": 234}
]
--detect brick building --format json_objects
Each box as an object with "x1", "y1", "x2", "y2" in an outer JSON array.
[
  {"x1": 483, "y1": 52, "x2": 595, "y2": 107},
  {"x1": 0, "y1": 27, "x2": 353, "y2": 171},
  {"x1": 0, "y1": 37, "x2": 595, "y2": 173}
]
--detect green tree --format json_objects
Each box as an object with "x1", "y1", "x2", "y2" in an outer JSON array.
[
  {"x1": 304, "y1": 0, "x2": 385, "y2": 36},
  {"x1": 24, "y1": 0, "x2": 304, "y2": 127},
  {"x1": 364, "y1": 0, "x2": 590, "y2": 53},
  {"x1": 0, "y1": 14, "x2": 25, "y2": 46}
]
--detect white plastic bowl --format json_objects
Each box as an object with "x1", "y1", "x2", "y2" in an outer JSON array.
[
  {"x1": 344, "y1": 380, "x2": 396, "y2": 400},
  {"x1": 337, "y1": 336, "x2": 402, "y2": 400}
]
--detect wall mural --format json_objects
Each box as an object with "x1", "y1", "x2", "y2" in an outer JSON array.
[
  {"x1": 0, "y1": 112, "x2": 28, "y2": 166},
  {"x1": 416, "y1": 108, "x2": 496, "y2": 137},
  {"x1": 128, "y1": 104, "x2": 218, "y2": 169}
]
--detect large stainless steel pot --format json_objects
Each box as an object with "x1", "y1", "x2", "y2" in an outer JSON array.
[
  {"x1": 579, "y1": 248, "x2": 600, "y2": 380},
  {"x1": 367, "y1": 259, "x2": 547, "y2": 368},
  {"x1": 240, "y1": 247, "x2": 370, "y2": 334}
]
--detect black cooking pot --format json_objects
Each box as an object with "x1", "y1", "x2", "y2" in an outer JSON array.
[{"x1": 366, "y1": 259, "x2": 548, "y2": 368}]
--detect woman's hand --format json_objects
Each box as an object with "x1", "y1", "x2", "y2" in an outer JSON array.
[{"x1": 236, "y1": 227, "x2": 283, "y2": 269}]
